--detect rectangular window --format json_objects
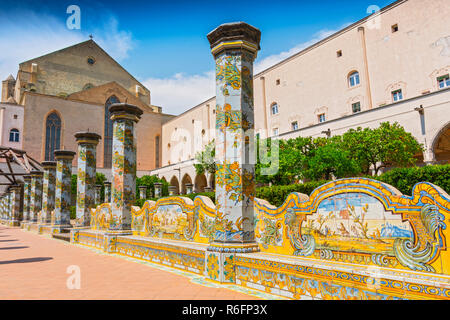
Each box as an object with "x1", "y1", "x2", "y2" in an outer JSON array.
[
  {"x1": 291, "y1": 121, "x2": 298, "y2": 131},
  {"x1": 271, "y1": 104, "x2": 278, "y2": 115},
  {"x1": 318, "y1": 113, "x2": 326, "y2": 123},
  {"x1": 273, "y1": 128, "x2": 279, "y2": 136},
  {"x1": 392, "y1": 89, "x2": 403, "y2": 102},
  {"x1": 438, "y1": 74, "x2": 450, "y2": 89},
  {"x1": 337, "y1": 50, "x2": 342, "y2": 57},
  {"x1": 391, "y1": 24, "x2": 398, "y2": 33},
  {"x1": 352, "y1": 102, "x2": 361, "y2": 113}
]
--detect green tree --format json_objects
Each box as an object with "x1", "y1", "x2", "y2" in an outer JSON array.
[
  {"x1": 304, "y1": 136, "x2": 360, "y2": 180},
  {"x1": 256, "y1": 136, "x2": 313, "y2": 185},
  {"x1": 342, "y1": 122, "x2": 423, "y2": 175},
  {"x1": 136, "y1": 175, "x2": 169, "y2": 198},
  {"x1": 194, "y1": 140, "x2": 216, "y2": 176}
]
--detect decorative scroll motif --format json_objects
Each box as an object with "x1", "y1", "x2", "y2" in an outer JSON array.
[
  {"x1": 393, "y1": 204, "x2": 445, "y2": 272},
  {"x1": 254, "y1": 178, "x2": 449, "y2": 274},
  {"x1": 215, "y1": 54, "x2": 241, "y2": 96}
]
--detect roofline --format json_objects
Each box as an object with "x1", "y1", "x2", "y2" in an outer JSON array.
[
  {"x1": 163, "y1": 96, "x2": 216, "y2": 125},
  {"x1": 22, "y1": 91, "x2": 103, "y2": 107},
  {"x1": 276, "y1": 86, "x2": 450, "y2": 139},
  {"x1": 254, "y1": 0, "x2": 406, "y2": 78},
  {"x1": 162, "y1": 0, "x2": 406, "y2": 121},
  {"x1": 18, "y1": 39, "x2": 151, "y2": 95}
]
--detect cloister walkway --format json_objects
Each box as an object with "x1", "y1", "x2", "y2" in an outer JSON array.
[{"x1": 0, "y1": 226, "x2": 260, "y2": 300}]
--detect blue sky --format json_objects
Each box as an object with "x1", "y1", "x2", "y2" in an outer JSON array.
[{"x1": 0, "y1": 0, "x2": 394, "y2": 114}]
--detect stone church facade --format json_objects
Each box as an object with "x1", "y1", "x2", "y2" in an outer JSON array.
[{"x1": 1, "y1": 40, "x2": 173, "y2": 179}]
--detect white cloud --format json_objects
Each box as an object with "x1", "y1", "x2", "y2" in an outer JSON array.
[
  {"x1": 0, "y1": 10, "x2": 134, "y2": 81},
  {"x1": 143, "y1": 71, "x2": 215, "y2": 115}
]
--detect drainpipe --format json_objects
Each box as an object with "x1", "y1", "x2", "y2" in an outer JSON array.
[
  {"x1": 260, "y1": 76, "x2": 268, "y2": 138},
  {"x1": 358, "y1": 26, "x2": 373, "y2": 109}
]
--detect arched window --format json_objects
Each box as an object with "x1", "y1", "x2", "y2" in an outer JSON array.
[
  {"x1": 348, "y1": 71, "x2": 360, "y2": 87},
  {"x1": 155, "y1": 135, "x2": 160, "y2": 168},
  {"x1": 45, "y1": 112, "x2": 61, "y2": 161},
  {"x1": 103, "y1": 95, "x2": 120, "y2": 168},
  {"x1": 9, "y1": 129, "x2": 19, "y2": 142}
]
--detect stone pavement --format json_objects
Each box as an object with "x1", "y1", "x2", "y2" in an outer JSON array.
[{"x1": 0, "y1": 225, "x2": 268, "y2": 300}]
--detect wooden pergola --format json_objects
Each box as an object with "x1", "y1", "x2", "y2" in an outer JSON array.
[{"x1": 0, "y1": 147, "x2": 42, "y2": 193}]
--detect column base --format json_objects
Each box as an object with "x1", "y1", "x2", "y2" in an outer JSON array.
[{"x1": 205, "y1": 242, "x2": 259, "y2": 283}]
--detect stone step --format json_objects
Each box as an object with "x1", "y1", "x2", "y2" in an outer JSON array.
[{"x1": 52, "y1": 233, "x2": 71, "y2": 242}]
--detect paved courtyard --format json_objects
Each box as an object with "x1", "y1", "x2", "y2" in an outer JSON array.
[{"x1": 0, "y1": 225, "x2": 260, "y2": 300}]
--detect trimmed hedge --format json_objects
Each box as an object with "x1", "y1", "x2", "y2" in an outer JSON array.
[
  {"x1": 255, "y1": 180, "x2": 329, "y2": 207},
  {"x1": 132, "y1": 165, "x2": 450, "y2": 209},
  {"x1": 135, "y1": 192, "x2": 215, "y2": 207},
  {"x1": 372, "y1": 164, "x2": 450, "y2": 195}
]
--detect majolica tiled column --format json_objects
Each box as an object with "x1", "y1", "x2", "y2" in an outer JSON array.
[
  {"x1": 40, "y1": 161, "x2": 56, "y2": 225},
  {"x1": 108, "y1": 103, "x2": 142, "y2": 236},
  {"x1": 185, "y1": 183, "x2": 194, "y2": 194},
  {"x1": 154, "y1": 182, "x2": 162, "y2": 199},
  {"x1": 168, "y1": 186, "x2": 176, "y2": 196},
  {"x1": 95, "y1": 185, "x2": 102, "y2": 205},
  {"x1": 29, "y1": 171, "x2": 43, "y2": 223},
  {"x1": 0, "y1": 195, "x2": 4, "y2": 221},
  {"x1": 205, "y1": 22, "x2": 261, "y2": 283},
  {"x1": 75, "y1": 132, "x2": 101, "y2": 227},
  {"x1": 9, "y1": 185, "x2": 22, "y2": 226},
  {"x1": 22, "y1": 175, "x2": 31, "y2": 224},
  {"x1": 104, "y1": 182, "x2": 111, "y2": 202},
  {"x1": 6, "y1": 190, "x2": 11, "y2": 222},
  {"x1": 138, "y1": 185, "x2": 147, "y2": 199},
  {"x1": 53, "y1": 150, "x2": 76, "y2": 232}
]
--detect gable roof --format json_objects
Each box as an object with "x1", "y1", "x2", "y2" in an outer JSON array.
[
  {"x1": 67, "y1": 81, "x2": 155, "y2": 113},
  {"x1": 19, "y1": 39, "x2": 150, "y2": 94}
]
